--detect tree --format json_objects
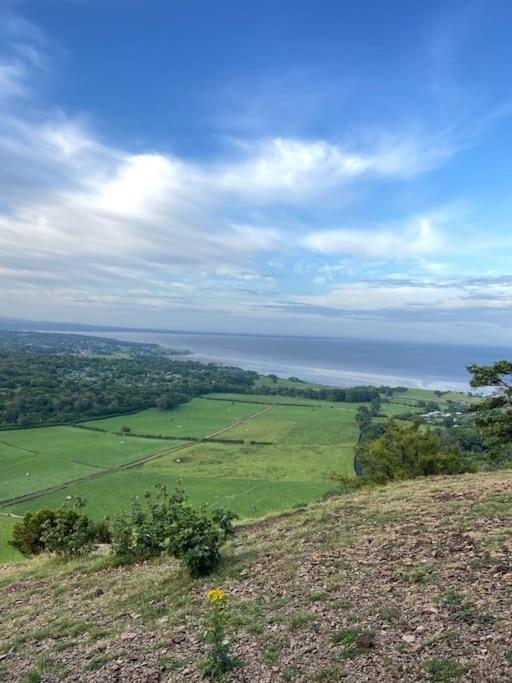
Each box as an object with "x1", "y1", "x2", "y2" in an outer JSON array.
[
  {"x1": 155, "y1": 395, "x2": 171, "y2": 410},
  {"x1": 369, "y1": 396, "x2": 381, "y2": 416},
  {"x1": 467, "y1": 361, "x2": 512, "y2": 463},
  {"x1": 357, "y1": 420, "x2": 462, "y2": 483}
]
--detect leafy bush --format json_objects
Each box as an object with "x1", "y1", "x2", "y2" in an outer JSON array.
[
  {"x1": 357, "y1": 420, "x2": 463, "y2": 483},
  {"x1": 9, "y1": 508, "x2": 57, "y2": 556},
  {"x1": 95, "y1": 518, "x2": 112, "y2": 543},
  {"x1": 41, "y1": 497, "x2": 98, "y2": 558},
  {"x1": 329, "y1": 474, "x2": 369, "y2": 492},
  {"x1": 416, "y1": 450, "x2": 461, "y2": 476},
  {"x1": 110, "y1": 486, "x2": 236, "y2": 576},
  {"x1": 9, "y1": 497, "x2": 99, "y2": 558},
  {"x1": 211, "y1": 508, "x2": 237, "y2": 539}
]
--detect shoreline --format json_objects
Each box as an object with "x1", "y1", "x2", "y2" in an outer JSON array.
[
  {"x1": 176, "y1": 349, "x2": 470, "y2": 392},
  {"x1": 49, "y1": 329, "x2": 473, "y2": 391},
  {"x1": 73, "y1": 330, "x2": 472, "y2": 392}
]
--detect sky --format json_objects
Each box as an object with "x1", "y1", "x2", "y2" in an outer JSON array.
[{"x1": 1, "y1": 0, "x2": 512, "y2": 344}]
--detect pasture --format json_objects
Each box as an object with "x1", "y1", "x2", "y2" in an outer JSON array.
[
  {"x1": 7, "y1": 472, "x2": 332, "y2": 524},
  {"x1": 0, "y1": 427, "x2": 182, "y2": 503},
  {"x1": 81, "y1": 398, "x2": 259, "y2": 437},
  {"x1": 1, "y1": 396, "x2": 360, "y2": 560}
]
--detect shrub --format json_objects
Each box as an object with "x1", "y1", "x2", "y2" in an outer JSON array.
[
  {"x1": 357, "y1": 420, "x2": 463, "y2": 483},
  {"x1": 41, "y1": 497, "x2": 98, "y2": 558},
  {"x1": 211, "y1": 508, "x2": 237, "y2": 539},
  {"x1": 416, "y1": 450, "x2": 461, "y2": 476},
  {"x1": 95, "y1": 518, "x2": 112, "y2": 543},
  {"x1": 9, "y1": 498, "x2": 98, "y2": 558},
  {"x1": 329, "y1": 474, "x2": 369, "y2": 492},
  {"x1": 110, "y1": 486, "x2": 236, "y2": 576},
  {"x1": 9, "y1": 508, "x2": 57, "y2": 556}
]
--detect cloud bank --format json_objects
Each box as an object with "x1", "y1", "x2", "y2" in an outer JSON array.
[{"x1": 0, "y1": 9, "x2": 511, "y2": 344}]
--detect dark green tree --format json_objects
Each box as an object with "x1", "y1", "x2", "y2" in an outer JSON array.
[
  {"x1": 357, "y1": 420, "x2": 462, "y2": 483},
  {"x1": 467, "y1": 361, "x2": 512, "y2": 464}
]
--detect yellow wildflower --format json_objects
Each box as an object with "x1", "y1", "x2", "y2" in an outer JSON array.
[{"x1": 207, "y1": 588, "x2": 227, "y2": 604}]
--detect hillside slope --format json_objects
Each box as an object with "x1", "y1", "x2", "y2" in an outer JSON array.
[{"x1": 1, "y1": 472, "x2": 512, "y2": 682}]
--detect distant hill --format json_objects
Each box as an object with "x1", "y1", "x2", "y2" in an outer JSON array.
[
  {"x1": 0, "y1": 316, "x2": 185, "y2": 334},
  {"x1": 2, "y1": 471, "x2": 512, "y2": 681}
]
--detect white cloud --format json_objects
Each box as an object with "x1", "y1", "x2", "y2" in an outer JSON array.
[
  {"x1": 303, "y1": 214, "x2": 445, "y2": 259},
  {"x1": 298, "y1": 278, "x2": 512, "y2": 312},
  {"x1": 216, "y1": 132, "x2": 460, "y2": 202}
]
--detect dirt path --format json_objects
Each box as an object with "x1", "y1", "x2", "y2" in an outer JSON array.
[
  {"x1": 0, "y1": 439, "x2": 38, "y2": 455},
  {"x1": 0, "y1": 405, "x2": 272, "y2": 509}
]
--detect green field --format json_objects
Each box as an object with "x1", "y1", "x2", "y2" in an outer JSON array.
[
  {"x1": 256, "y1": 376, "x2": 335, "y2": 391},
  {"x1": 6, "y1": 472, "x2": 332, "y2": 525},
  {"x1": 0, "y1": 396, "x2": 360, "y2": 562},
  {"x1": 0, "y1": 383, "x2": 479, "y2": 563},
  {"x1": 82, "y1": 398, "x2": 259, "y2": 436},
  {"x1": 391, "y1": 387, "x2": 474, "y2": 404},
  {"x1": 0, "y1": 426, "x2": 189, "y2": 503}
]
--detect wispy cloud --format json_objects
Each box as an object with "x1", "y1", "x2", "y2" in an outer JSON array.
[
  {"x1": 303, "y1": 214, "x2": 445, "y2": 260},
  {"x1": 276, "y1": 276, "x2": 512, "y2": 315}
]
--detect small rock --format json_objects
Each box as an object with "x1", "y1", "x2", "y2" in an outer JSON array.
[
  {"x1": 356, "y1": 633, "x2": 375, "y2": 649},
  {"x1": 402, "y1": 634, "x2": 416, "y2": 643}
]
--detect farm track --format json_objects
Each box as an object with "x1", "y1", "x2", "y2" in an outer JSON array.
[
  {"x1": 0, "y1": 405, "x2": 272, "y2": 509},
  {"x1": 0, "y1": 440, "x2": 38, "y2": 455}
]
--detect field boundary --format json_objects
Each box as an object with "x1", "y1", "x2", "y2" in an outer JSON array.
[
  {"x1": 0, "y1": 404, "x2": 272, "y2": 509},
  {"x1": 202, "y1": 396, "x2": 323, "y2": 408}
]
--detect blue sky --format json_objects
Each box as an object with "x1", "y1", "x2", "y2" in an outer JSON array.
[{"x1": 1, "y1": 0, "x2": 512, "y2": 343}]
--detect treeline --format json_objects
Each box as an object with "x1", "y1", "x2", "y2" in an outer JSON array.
[
  {"x1": 74, "y1": 424, "x2": 273, "y2": 445},
  {"x1": 0, "y1": 330, "x2": 163, "y2": 357},
  {"x1": 0, "y1": 349, "x2": 257, "y2": 428},
  {"x1": 248, "y1": 384, "x2": 381, "y2": 403}
]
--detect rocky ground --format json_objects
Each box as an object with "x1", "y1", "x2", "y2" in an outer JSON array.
[{"x1": 1, "y1": 471, "x2": 512, "y2": 682}]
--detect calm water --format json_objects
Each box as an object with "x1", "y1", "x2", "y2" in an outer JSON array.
[{"x1": 83, "y1": 331, "x2": 511, "y2": 391}]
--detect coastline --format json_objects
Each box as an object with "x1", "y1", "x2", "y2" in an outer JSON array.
[{"x1": 70, "y1": 330, "x2": 486, "y2": 392}]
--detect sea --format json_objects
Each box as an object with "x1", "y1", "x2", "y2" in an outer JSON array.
[{"x1": 82, "y1": 330, "x2": 512, "y2": 392}]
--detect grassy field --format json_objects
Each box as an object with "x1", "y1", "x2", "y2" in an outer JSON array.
[
  {"x1": 1, "y1": 384, "x2": 476, "y2": 564},
  {"x1": 6, "y1": 472, "x2": 332, "y2": 523},
  {"x1": 0, "y1": 427, "x2": 184, "y2": 503},
  {"x1": 256, "y1": 376, "x2": 335, "y2": 391},
  {"x1": 0, "y1": 396, "x2": 360, "y2": 562},
  {"x1": 391, "y1": 387, "x2": 475, "y2": 404},
  {"x1": 81, "y1": 398, "x2": 259, "y2": 437}
]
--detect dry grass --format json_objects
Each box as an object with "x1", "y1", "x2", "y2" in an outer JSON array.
[{"x1": 1, "y1": 471, "x2": 512, "y2": 681}]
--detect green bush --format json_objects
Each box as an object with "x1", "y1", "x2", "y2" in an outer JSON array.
[
  {"x1": 94, "y1": 518, "x2": 112, "y2": 543},
  {"x1": 41, "y1": 497, "x2": 98, "y2": 558},
  {"x1": 110, "y1": 486, "x2": 236, "y2": 576},
  {"x1": 9, "y1": 508, "x2": 57, "y2": 556},
  {"x1": 9, "y1": 498, "x2": 98, "y2": 558},
  {"x1": 416, "y1": 450, "x2": 461, "y2": 476},
  {"x1": 357, "y1": 420, "x2": 463, "y2": 483}
]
